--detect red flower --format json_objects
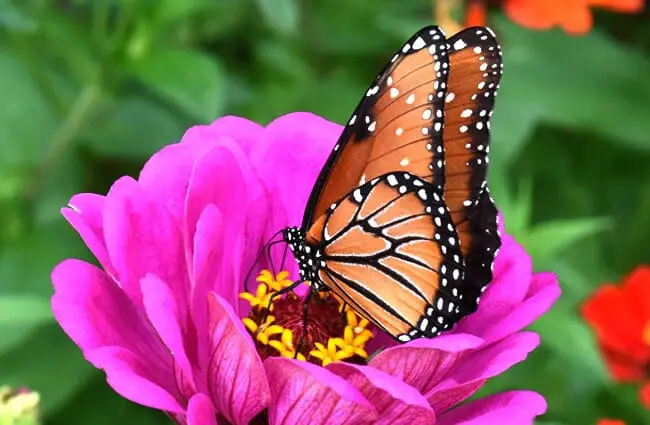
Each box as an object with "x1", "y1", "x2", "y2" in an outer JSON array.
[
  {"x1": 464, "y1": 0, "x2": 644, "y2": 34},
  {"x1": 582, "y1": 266, "x2": 650, "y2": 408},
  {"x1": 597, "y1": 420, "x2": 626, "y2": 425}
]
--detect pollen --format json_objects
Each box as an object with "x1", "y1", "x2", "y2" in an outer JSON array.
[{"x1": 240, "y1": 270, "x2": 375, "y2": 366}]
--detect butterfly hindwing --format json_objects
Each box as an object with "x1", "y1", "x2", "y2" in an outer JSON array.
[
  {"x1": 301, "y1": 26, "x2": 451, "y2": 230},
  {"x1": 309, "y1": 172, "x2": 465, "y2": 342}
]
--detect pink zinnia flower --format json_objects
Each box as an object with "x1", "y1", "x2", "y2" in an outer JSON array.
[{"x1": 51, "y1": 113, "x2": 560, "y2": 424}]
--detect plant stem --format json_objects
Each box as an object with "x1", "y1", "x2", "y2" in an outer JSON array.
[
  {"x1": 9, "y1": 33, "x2": 67, "y2": 117},
  {"x1": 435, "y1": 0, "x2": 463, "y2": 33},
  {"x1": 24, "y1": 84, "x2": 102, "y2": 202}
]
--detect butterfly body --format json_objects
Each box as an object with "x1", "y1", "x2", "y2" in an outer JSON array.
[{"x1": 283, "y1": 25, "x2": 503, "y2": 342}]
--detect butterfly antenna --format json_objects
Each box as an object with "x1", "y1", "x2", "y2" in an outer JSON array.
[
  {"x1": 280, "y1": 243, "x2": 290, "y2": 272},
  {"x1": 243, "y1": 229, "x2": 285, "y2": 293}
]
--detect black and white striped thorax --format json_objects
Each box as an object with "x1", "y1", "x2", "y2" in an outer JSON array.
[{"x1": 283, "y1": 227, "x2": 324, "y2": 289}]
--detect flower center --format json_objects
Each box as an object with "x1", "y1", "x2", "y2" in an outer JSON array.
[{"x1": 240, "y1": 270, "x2": 374, "y2": 366}]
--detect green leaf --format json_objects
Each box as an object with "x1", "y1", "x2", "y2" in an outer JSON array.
[
  {"x1": 517, "y1": 217, "x2": 610, "y2": 264},
  {"x1": 0, "y1": 325, "x2": 94, "y2": 414},
  {"x1": 0, "y1": 47, "x2": 58, "y2": 167},
  {"x1": 125, "y1": 48, "x2": 224, "y2": 122},
  {"x1": 495, "y1": 16, "x2": 650, "y2": 152},
  {"x1": 48, "y1": 376, "x2": 167, "y2": 425},
  {"x1": 33, "y1": 150, "x2": 84, "y2": 225},
  {"x1": 153, "y1": 0, "x2": 216, "y2": 24},
  {"x1": 529, "y1": 306, "x2": 609, "y2": 388},
  {"x1": 0, "y1": 325, "x2": 38, "y2": 356},
  {"x1": 0, "y1": 221, "x2": 89, "y2": 297},
  {"x1": 488, "y1": 170, "x2": 533, "y2": 235},
  {"x1": 0, "y1": 0, "x2": 36, "y2": 31},
  {"x1": 84, "y1": 96, "x2": 187, "y2": 158},
  {"x1": 254, "y1": 0, "x2": 299, "y2": 36},
  {"x1": 0, "y1": 295, "x2": 52, "y2": 326},
  {"x1": 490, "y1": 97, "x2": 541, "y2": 167}
]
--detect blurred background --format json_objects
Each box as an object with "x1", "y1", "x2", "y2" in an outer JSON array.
[{"x1": 1, "y1": 0, "x2": 649, "y2": 424}]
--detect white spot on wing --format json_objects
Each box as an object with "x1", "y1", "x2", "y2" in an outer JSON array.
[
  {"x1": 412, "y1": 37, "x2": 426, "y2": 50},
  {"x1": 453, "y1": 39, "x2": 467, "y2": 50}
]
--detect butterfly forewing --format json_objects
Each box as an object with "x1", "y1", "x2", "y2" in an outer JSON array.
[
  {"x1": 313, "y1": 172, "x2": 465, "y2": 342},
  {"x1": 442, "y1": 26, "x2": 503, "y2": 314},
  {"x1": 301, "y1": 26, "x2": 451, "y2": 230}
]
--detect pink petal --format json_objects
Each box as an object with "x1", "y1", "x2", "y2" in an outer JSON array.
[
  {"x1": 141, "y1": 273, "x2": 195, "y2": 391},
  {"x1": 62, "y1": 194, "x2": 115, "y2": 278},
  {"x1": 184, "y1": 116, "x2": 264, "y2": 155},
  {"x1": 51, "y1": 260, "x2": 170, "y2": 359},
  {"x1": 68, "y1": 193, "x2": 106, "y2": 231},
  {"x1": 328, "y1": 363, "x2": 435, "y2": 425},
  {"x1": 480, "y1": 274, "x2": 560, "y2": 344},
  {"x1": 437, "y1": 391, "x2": 547, "y2": 425},
  {"x1": 137, "y1": 143, "x2": 201, "y2": 228},
  {"x1": 51, "y1": 260, "x2": 180, "y2": 400},
  {"x1": 184, "y1": 144, "x2": 265, "y2": 315},
  {"x1": 497, "y1": 211, "x2": 505, "y2": 237},
  {"x1": 369, "y1": 334, "x2": 483, "y2": 388},
  {"x1": 453, "y1": 236, "x2": 532, "y2": 338},
  {"x1": 429, "y1": 332, "x2": 540, "y2": 412},
  {"x1": 264, "y1": 358, "x2": 377, "y2": 425},
  {"x1": 86, "y1": 346, "x2": 184, "y2": 413},
  {"x1": 184, "y1": 143, "x2": 260, "y2": 246},
  {"x1": 250, "y1": 112, "x2": 342, "y2": 227},
  {"x1": 187, "y1": 393, "x2": 218, "y2": 425},
  {"x1": 206, "y1": 292, "x2": 270, "y2": 425},
  {"x1": 192, "y1": 205, "x2": 225, "y2": 330},
  {"x1": 103, "y1": 176, "x2": 188, "y2": 309}
]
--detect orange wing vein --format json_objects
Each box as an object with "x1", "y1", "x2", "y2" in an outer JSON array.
[{"x1": 315, "y1": 172, "x2": 465, "y2": 342}]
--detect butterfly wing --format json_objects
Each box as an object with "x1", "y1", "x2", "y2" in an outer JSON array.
[
  {"x1": 301, "y1": 26, "x2": 451, "y2": 231},
  {"x1": 442, "y1": 27, "x2": 503, "y2": 312},
  {"x1": 308, "y1": 172, "x2": 464, "y2": 341}
]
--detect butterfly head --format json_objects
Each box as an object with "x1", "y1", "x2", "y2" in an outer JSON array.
[{"x1": 283, "y1": 226, "x2": 322, "y2": 286}]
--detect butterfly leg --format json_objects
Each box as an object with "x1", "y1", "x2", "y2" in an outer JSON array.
[
  {"x1": 294, "y1": 286, "x2": 315, "y2": 359},
  {"x1": 243, "y1": 235, "x2": 284, "y2": 293},
  {"x1": 259, "y1": 279, "x2": 304, "y2": 328},
  {"x1": 266, "y1": 240, "x2": 285, "y2": 276},
  {"x1": 279, "y1": 243, "x2": 289, "y2": 272}
]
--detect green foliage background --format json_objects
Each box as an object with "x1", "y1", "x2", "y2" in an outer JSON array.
[{"x1": 1, "y1": 0, "x2": 649, "y2": 424}]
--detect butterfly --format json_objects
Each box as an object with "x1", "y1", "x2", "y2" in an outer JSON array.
[{"x1": 280, "y1": 25, "x2": 503, "y2": 343}]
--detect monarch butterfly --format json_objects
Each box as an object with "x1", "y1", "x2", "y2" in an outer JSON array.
[{"x1": 278, "y1": 25, "x2": 503, "y2": 343}]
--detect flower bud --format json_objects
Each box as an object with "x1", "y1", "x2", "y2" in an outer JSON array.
[{"x1": 0, "y1": 386, "x2": 40, "y2": 425}]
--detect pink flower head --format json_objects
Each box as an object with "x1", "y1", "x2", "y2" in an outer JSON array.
[{"x1": 51, "y1": 113, "x2": 560, "y2": 424}]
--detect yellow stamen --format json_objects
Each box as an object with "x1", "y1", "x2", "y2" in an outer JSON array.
[
  {"x1": 240, "y1": 270, "x2": 374, "y2": 366},
  {"x1": 310, "y1": 339, "x2": 353, "y2": 366},
  {"x1": 256, "y1": 269, "x2": 293, "y2": 292},
  {"x1": 268, "y1": 329, "x2": 306, "y2": 361},
  {"x1": 243, "y1": 315, "x2": 283, "y2": 345},
  {"x1": 239, "y1": 282, "x2": 274, "y2": 311}
]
